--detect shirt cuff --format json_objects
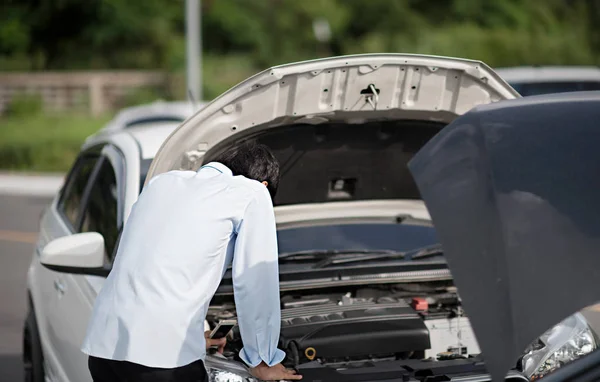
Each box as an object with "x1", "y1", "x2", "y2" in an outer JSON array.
[{"x1": 239, "y1": 347, "x2": 286, "y2": 368}]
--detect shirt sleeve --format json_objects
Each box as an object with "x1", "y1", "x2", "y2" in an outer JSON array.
[{"x1": 232, "y1": 187, "x2": 286, "y2": 368}]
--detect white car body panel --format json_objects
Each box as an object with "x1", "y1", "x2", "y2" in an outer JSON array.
[
  {"x1": 41, "y1": 233, "x2": 105, "y2": 268},
  {"x1": 30, "y1": 198, "x2": 83, "y2": 382},
  {"x1": 275, "y1": 199, "x2": 431, "y2": 225},
  {"x1": 126, "y1": 125, "x2": 183, "y2": 160}
]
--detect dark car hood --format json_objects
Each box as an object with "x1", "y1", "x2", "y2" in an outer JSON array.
[{"x1": 408, "y1": 91, "x2": 600, "y2": 381}]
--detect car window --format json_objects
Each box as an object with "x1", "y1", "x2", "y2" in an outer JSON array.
[
  {"x1": 125, "y1": 117, "x2": 184, "y2": 128},
  {"x1": 59, "y1": 155, "x2": 99, "y2": 228},
  {"x1": 511, "y1": 81, "x2": 600, "y2": 96},
  {"x1": 139, "y1": 158, "x2": 153, "y2": 193},
  {"x1": 277, "y1": 222, "x2": 438, "y2": 255},
  {"x1": 80, "y1": 158, "x2": 119, "y2": 261}
]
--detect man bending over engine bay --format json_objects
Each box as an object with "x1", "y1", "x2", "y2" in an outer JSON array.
[{"x1": 81, "y1": 141, "x2": 302, "y2": 381}]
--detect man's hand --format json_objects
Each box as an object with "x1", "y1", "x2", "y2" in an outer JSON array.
[
  {"x1": 204, "y1": 330, "x2": 226, "y2": 354},
  {"x1": 250, "y1": 362, "x2": 302, "y2": 381}
]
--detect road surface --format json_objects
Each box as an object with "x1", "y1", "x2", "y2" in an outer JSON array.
[{"x1": 0, "y1": 194, "x2": 51, "y2": 382}]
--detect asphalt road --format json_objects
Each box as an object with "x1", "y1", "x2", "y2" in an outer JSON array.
[
  {"x1": 2, "y1": 190, "x2": 600, "y2": 382},
  {"x1": 0, "y1": 194, "x2": 51, "y2": 382}
]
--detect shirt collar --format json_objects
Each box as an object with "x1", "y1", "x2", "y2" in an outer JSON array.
[{"x1": 198, "y1": 162, "x2": 233, "y2": 176}]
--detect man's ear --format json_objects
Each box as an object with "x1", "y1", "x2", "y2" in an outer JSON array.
[{"x1": 261, "y1": 181, "x2": 269, "y2": 187}]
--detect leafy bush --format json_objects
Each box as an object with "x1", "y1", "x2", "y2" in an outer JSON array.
[{"x1": 1, "y1": 0, "x2": 598, "y2": 72}]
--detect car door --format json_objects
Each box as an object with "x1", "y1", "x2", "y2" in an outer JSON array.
[
  {"x1": 45, "y1": 145, "x2": 125, "y2": 382},
  {"x1": 34, "y1": 150, "x2": 101, "y2": 381}
]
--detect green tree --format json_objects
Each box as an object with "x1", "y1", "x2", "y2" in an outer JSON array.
[{"x1": 1, "y1": 0, "x2": 599, "y2": 72}]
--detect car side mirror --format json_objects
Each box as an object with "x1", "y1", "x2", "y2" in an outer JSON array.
[{"x1": 41, "y1": 232, "x2": 110, "y2": 277}]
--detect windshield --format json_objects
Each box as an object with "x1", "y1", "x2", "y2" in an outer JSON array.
[{"x1": 277, "y1": 222, "x2": 438, "y2": 255}]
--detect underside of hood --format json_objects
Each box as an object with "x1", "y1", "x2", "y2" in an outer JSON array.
[
  {"x1": 208, "y1": 119, "x2": 443, "y2": 205},
  {"x1": 147, "y1": 54, "x2": 518, "y2": 204}
]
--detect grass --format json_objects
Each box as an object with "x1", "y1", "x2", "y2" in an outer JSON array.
[{"x1": 0, "y1": 113, "x2": 110, "y2": 172}]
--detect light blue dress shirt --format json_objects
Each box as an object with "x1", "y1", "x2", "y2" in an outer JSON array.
[{"x1": 81, "y1": 162, "x2": 286, "y2": 368}]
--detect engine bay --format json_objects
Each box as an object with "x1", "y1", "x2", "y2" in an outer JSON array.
[{"x1": 206, "y1": 281, "x2": 481, "y2": 371}]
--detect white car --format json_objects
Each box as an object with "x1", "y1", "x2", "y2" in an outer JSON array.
[
  {"x1": 23, "y1": 54, "x2": 594, "y2": 382},
  {"x1": 495, "y1": 66, "x2": 600, "y2": 96},
  {"x1": 98, "y1": 99, "x2": 202, "y2": 132}
]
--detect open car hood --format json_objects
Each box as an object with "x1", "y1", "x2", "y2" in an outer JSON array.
[
  {"x1": 146, "y1": 54, "x2": 517, "y2": 204},
  {"x1": 408, "y1": 92, "x2": 600, "y2": 381}
]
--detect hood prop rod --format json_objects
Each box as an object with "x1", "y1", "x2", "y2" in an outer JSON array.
[{"x1": 365, "y1": 83, "x2": 380, "y2": 110}]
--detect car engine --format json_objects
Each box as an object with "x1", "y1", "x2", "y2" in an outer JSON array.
[{"x1": 206, "y1": 282, "x2": 479, "y2": 369}]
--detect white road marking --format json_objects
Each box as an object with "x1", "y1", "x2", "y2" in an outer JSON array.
[{"x1": 0, "y1": 229, "x2": 38, "y2": 244}]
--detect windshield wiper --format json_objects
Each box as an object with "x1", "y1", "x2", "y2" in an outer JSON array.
[
  {"x1": 279, "y1": 249, "x2": 398, "y2": 261},
  {"x1": 314, "y1": 251, "x2": 406, "y2": 268},
  {"x1": 409, "y1": 244, "x2": 444, "y2": 260},
  {"x1": 278, "y1": 244, "x2": 444, "y2": 269},
  {"x1": 311, "y1": 244, "x2": 444, "y2": 268}
]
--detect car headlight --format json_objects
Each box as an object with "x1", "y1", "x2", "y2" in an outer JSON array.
[
  {"x1": 205, "y1": 354, "x2": 257, "y2": 382},
  {"x1": 521, "y1": 312, "x2": 597, "y2": 380},
  {"x1": 208, "y1": 369, "x2": 256, "y2": 382}
]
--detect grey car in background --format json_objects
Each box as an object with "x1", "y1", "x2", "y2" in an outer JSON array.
[
  {"x1": 95, "y1": 100, "x2": 204, "y2": 133},
  {"x1": 495, "y1": 66, "x2": 600, "y2": 96}
]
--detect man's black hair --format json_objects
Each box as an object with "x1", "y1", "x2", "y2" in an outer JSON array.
[{"x1": 213, "y1": 140, "x2": 280, "y2": 199}]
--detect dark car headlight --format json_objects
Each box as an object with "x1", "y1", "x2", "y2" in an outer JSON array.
[{"x1": 521, "y1": 312, "x2": 597, "y2": 380}]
